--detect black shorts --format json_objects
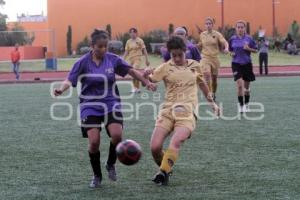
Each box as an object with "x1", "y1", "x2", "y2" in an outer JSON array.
[
  {"x1": 231, "y1": 62, "x2": 256, "y2": 82},
  {"x1": 81, "y1": 112, "x2": 123, "y2": 138}
]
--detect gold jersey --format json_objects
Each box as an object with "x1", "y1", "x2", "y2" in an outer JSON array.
[
  {"x1": 150, "y1": 59, "x2": 204, "y2": 115},
  {"x1": 125, "y1": 37, "x2": 146, "y2": 60},
  {"x1": 198, "y1": 30, "x2": 227, "y2": 58}
]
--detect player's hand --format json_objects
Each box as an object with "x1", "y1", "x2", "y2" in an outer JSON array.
[
  {"x1": 54, "y1": 89, "x2": 63, "y2": 96},
  {"x1": 143, "y1": 67, "x2": 153, "y2": 78},
  {"x1": 145, "y1": 60, "x2": 150, "y2": 67},
  {"x1": 223, "y1": 49, "x2": 229, "y2": 54},
  {"x1": 146, "y1": 82, "x2": 157, "y2": 92},
  {"x1": 212, "y1": 103, "x2": 221, "y2": 118},
  {"x1": 243, "y1": 44, "x2": 251, "y2": 51}
]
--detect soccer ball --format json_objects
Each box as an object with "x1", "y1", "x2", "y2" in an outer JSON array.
[{"x1": 116, "y1": 139, "x2": 142, "y2": 165}]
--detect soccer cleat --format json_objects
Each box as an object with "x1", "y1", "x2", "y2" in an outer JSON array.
[
  {"x1": 106, "y1": 164, "x2": 117, "y2": 181},
  {"x1": 152, "y1": 170, "x2": 169, "y2": 186},
  {"x1": 89, "y1": 175, "x2": 102, "y2": 188}
]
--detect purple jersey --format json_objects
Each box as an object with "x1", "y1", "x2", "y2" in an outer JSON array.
[
  {"x1": 161, "y1": 42, "x2": 201, "y2": 62},
  {"x1": 229, "y1": 34, "x2": 257, "y2": 64},
  {"x1": 68, "y1": 51, "x2": 131, "y2": 119}
]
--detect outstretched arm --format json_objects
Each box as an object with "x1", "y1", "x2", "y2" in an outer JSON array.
[
  {"x1": 54, "y1": 79, "x2": 72, "y2": 96},
  {"x1": 223, "y1": 41, "x2": 230, "y2": 53},
  {"x1": 244, "y1": 44, "x2": 258, "y2": 53},
  {"x1": 199, "y1": 81, "x2": 220, "y2": 116},
  {"x1": 128, "y1": 68, "x2": 156, "y2": 91}
]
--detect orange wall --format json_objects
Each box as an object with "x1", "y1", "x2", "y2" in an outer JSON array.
[
  {"x1": 224, "y1": 0, "x2": 273, "y2": 35},
  {"x1": 47, "y1": 0, "x2": 300, "y2": 56},
  {"x1": 276, "y1": 0, "x2": 300, "y2": 34},
  {"x1": 23, "y1": 46, "x2": 45, "y2": 59},
  {"x1": 0, "y1": 46, "x2": 45, "y2": 61}
]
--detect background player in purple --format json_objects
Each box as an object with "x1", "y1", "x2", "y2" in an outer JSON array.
[
  {"x1": 229, "y1": 20, "x2": 258, "y2": 113},
  {"x1": 54, "y1": 29, "x2": 156, "y2": 188},
  {"x1": 161, "y1": 27, "x2": 201, "y2": 62}
]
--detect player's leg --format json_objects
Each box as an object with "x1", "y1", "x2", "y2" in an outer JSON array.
[
  {"x1": 81, "y1": 115, "x2": 103, "y2": 188},
  {"x1": 153, "y1": 126, "x2": 191, "y2": 185},
  {"x1": 236, "y1": 78, "x2": 245, "y2": 113},
  {"x1": 163, "y1": 126, "x2": 191, "y2": 170},
  {"x1": 200, "y1": 59, "x2": 213, "y2": 93},
  {"x1": 132, "y1": 58, "x2": 142, "y2": 93},
  {"x1": 244, "y1": 81, "x2": 251, "y2": 111},
  {"x1": 105, "y1": 112, "x2": 123, "y2": 181},
  {"x1": 212, "y1": 74, "x2": 218, "y2": 101},
  {"x1": 204, "y1": 71, "x2": 212, "y2": 91},
  {"x1": 211, "y1": 58, "x2": 220, "y2": 101},
  {"x1": 150, "y1": 126, "x2": 169, "y2": 166},
  {"x1": 243, "y1": 63, "x2": 255, "y2": 112},
  {"x1": 232, "y1": 63, "x2": 244, "y2": 113},
  {"x1": 87, "y1": 127, "x2": 102, "y2": 188},
  {"x1": 129, "y1": 58, "x2": 137, "y2": 93}
]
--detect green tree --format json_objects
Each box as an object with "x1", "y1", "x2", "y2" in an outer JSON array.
[
  {"x1": 9, "y1": 23, "x2": 31, "y2": 45},
  {"x1": 0, "y1": 0, "x2": 7, "y2": 31},
  {"x1": 106, "y1": 24, "x2": 112, "y2": 39},
  {"x1": 66, "y1": 25, "x2": 72, "y2": 55},
  {"x1": 168, "y1": 23, "x2": 174, "y2": 35},
  {"x1": 289, "y1": 20, "x2": 300, "y2": 39},
  {"x1": 0, "y1": 22, "x2": 34, "y2": 46},
  {"x1": 246, "y1": 22, "x2": 250, "y2": 34},
  {"x1": 219, "y1": 25, "x2": 235, "y2": 41},
  {"x1": 76, "y1": 36, "x2": 90, "y2": 54},
  {"x1": 288, "y1": 20, "x2": 300, "y2": 47}
]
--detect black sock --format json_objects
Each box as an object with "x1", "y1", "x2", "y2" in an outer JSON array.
[
  {"x1": 245, "y1": 95, "x2": 250, "y2": 105},
  {"x1": 107, "y1": 142, "x2": 117, "y2": 166},
  {"x1": 238, "y1": 96, "x2": 244, "y2": 106},
  {"x1": 89, "y1": 151, "x2": 102, "y2": 177}
]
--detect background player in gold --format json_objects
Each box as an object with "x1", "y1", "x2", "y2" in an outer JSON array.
[
  {"x1": 123, "y1": 28, "x2": 150, "y2": 93},
  {"x1": 198, "y1": 17, "x2": 229, "y2": 101},
  {"x1": 144, "y1": 36, "x2": 220, "y2": 185}
]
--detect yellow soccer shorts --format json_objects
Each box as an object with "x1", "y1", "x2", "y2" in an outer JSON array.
[
  {"x1": 200, "y1": 57, "x2": 220, "y2": 76},
  {"x1": 155, "y1": 106, "x2": 196, "y2": 133},
  {"x1": 128, "y1": 56, "x2": 143, "y2": 69}
]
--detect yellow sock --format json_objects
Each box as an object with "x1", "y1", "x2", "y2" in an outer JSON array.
[{"x1": 160, "y1": 149, "x2": 178, "y2": 173}]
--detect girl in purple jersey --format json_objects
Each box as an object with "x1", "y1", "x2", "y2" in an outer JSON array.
[
  {"x1": 54, "y1": 29, "x2": 156, "y2": 188},
  {"x1": 229, "y1": 20, "x2": 257, "y2": 113},
  {"x1": 161, "y1": 27, "x2": 201, "y2": 62}
]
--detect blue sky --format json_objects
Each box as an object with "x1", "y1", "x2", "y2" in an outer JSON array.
[{"x1": 1, "y1": 0, "x2": 47, "y2": 22}]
